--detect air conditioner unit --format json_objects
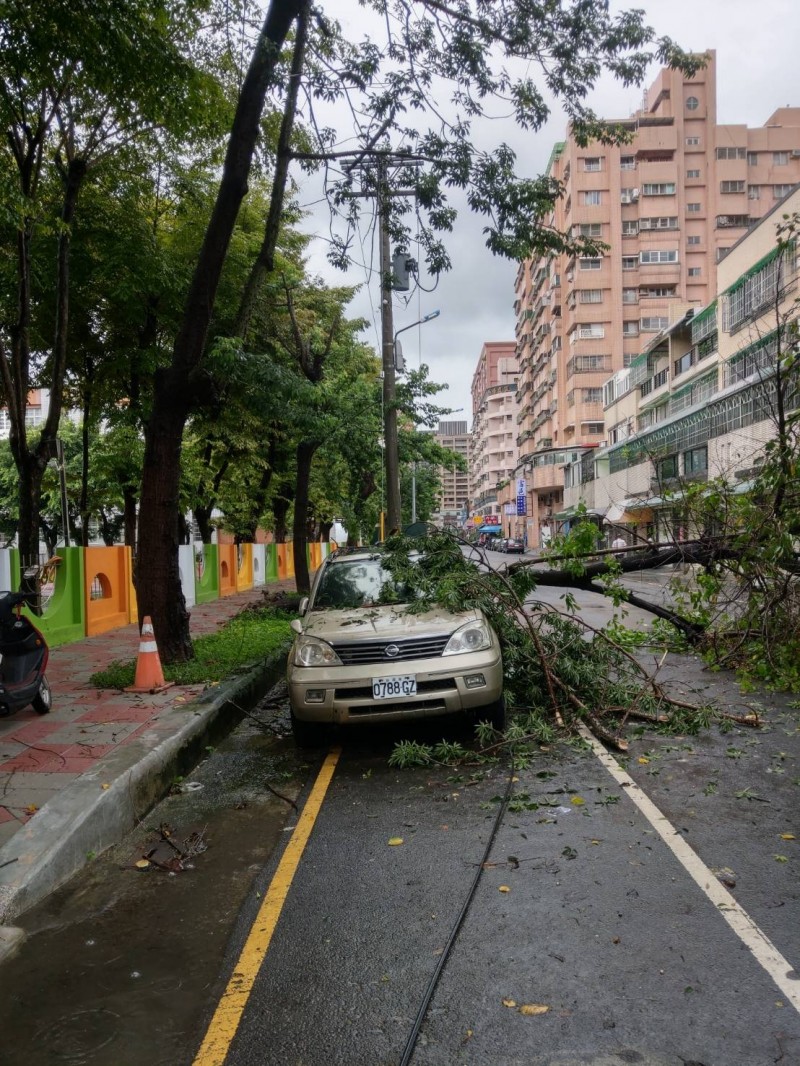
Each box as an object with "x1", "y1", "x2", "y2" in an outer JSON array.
[
  {"x1": 566, "y1": 272, "x2": 574, "y2": 282},
  {"x1": 791, "y1": 150, "x2": 800, "y2": 159},
  {"x1": 632, "y1": 188, "x2": 640, "y2": 199}
]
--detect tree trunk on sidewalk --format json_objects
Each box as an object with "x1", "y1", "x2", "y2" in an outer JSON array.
[
  {"x1": 292, "y1": 440, "x2": 319, "y2": 595},
  {"x1": 135, "y1": 0, "x2": 306, "y2": 661}
]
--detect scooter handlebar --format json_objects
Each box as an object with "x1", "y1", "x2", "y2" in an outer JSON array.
[{"x1": 0, "y1": 591, "x2": 29, "y2": 623}]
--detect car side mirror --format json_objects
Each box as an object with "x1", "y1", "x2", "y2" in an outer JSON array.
[
  {"x1": 298, "y1": 597, "x2": 309, "y2": 615},
  {"x1": 290, "y1": 618, "x2": 303, "y2": 635}
]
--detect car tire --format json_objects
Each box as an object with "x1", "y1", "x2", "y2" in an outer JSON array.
[
  {"x1": 290, "y1": 708, "x2": 327, "y2": 748},
  {"x1": 476, "y1": 695, "x2": 505, "y2": 732},
  {"x1": 32, "y1": 676, "x2": 52, "y2": 715}
]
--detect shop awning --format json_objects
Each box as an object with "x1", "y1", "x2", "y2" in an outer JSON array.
[{"x1": 479, "y1": 524, "x2": 502, "y2": 533}]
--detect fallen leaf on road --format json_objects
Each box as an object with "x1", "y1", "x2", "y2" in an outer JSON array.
[
  {"x1": 135, "y1": 859, "x2": 150, "y2": 869},
  {"x1": 388, "y1": 837, "x2": 404, "y2": 846},
  {"x1": 498, "y1": 885, "x2": 510, "y2": 893},
  {"x1": 570, "y1": 796, "x2": 585, "y2": 806},
  {"x1": 519, "y1": 1004, "x2": 550, "y2": 1016},
  {"x1": 101, "y1": 783, "x2": 110, "y2": 790},
  {"x1": 638, "y1": 757, "x2": 650, "y2": 764},
  {"x1": 24, "y1": 804, "x2": 38, "y2": 814},
  {"x1": 502, "y1": 998, "x2": 517, "y2": 1008},
  {"x1": 774, "y1": 854, "x2": 788, "y2": 863},
  {"x1": 779, "y1": 833, "x2": 795, "y2": 840}
]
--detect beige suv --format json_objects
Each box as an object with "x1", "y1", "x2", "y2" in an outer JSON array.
[{"x1": 287, "y1": 547, "x2": 504, "y2": 745}]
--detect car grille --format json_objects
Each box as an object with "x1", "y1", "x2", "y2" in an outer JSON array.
[
  {"x1": 348, "y1": 699, "x2": 448, "y2": 717},
  {"x1": 330, "y1": 635, "x2": 450, "y2": 665}
]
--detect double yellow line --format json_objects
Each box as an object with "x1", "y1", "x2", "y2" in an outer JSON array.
[{"x1": 193, "y1": 748, "x2": 341, "y2": 1065}]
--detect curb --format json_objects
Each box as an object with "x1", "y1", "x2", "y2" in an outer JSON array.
[{"x1": 0, "y1": 648, "x2": 289, "y2": 930}]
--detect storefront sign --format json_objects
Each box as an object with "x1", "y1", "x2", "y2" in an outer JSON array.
[{"x1": 515, "y1": 478, "x2": 527, "y2": 517}]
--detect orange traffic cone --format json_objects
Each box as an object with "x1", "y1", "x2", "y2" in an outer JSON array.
[{"x1": 125, "y1": 616, "x2": 174, "y2": 693}]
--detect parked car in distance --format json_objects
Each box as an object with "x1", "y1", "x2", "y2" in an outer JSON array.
[
  {"x1": 503, "y1": 538, "x2": 525, "y2": 554},
  {"x1": 286, "y1": 547, "x2": 505, "y2": 745}
]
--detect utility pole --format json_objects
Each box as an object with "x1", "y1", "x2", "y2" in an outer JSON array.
[
  {"x1": 343, "y1": 151, "x2": 423, "y2": 535},
  {"x1": 378, "y1": 160, "x2": 402, "y2": 532}
]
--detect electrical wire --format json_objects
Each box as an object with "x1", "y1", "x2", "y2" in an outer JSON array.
[{"x1": 397, "y1": 751, "x2": 517, "y2": 1066}]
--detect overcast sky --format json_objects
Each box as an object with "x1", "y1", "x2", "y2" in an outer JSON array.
[{"x1": 295, "y1": 0, "x2": 800, "y2": 426}]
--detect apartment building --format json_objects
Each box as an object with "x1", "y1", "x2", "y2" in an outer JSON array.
[
  {"x1": 469, "y1": 341, "x2": 519, "y2": 524},
  {"x1": 562, "y1": 185, "x2": 800, "y2": 543},
  {"x1": 0, "y1": 391, "x2": 48, "y2": 436},
  {"x1": 431, "y1": 420, "x2": 471, "y2": 528},
  {"x1": 513, "y1": 50, "x2": 800, "y2": 549}
]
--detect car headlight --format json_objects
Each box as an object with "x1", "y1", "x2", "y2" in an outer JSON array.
[
  {"x1": 293, "y1": 634, "x2": 342, "y2": 667},
  {"x1": 442, "y1": 619, "x2": 493, "y2": 656}
]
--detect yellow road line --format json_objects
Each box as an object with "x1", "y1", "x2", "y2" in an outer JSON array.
[{"x1": 193, "y1": 747, "x2": 342, "y2": 1066}]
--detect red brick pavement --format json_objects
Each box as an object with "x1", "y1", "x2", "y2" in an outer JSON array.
[{"x1": 0, "y1": 580, "x2": 296, "y2": 850}]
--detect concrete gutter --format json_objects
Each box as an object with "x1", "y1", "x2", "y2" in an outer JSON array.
[{"x1": 0, "y1": 650, "x2": 288, "y2": 940}]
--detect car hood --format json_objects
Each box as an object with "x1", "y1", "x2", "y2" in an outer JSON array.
[{"x1": 298, "y1": 604, "x2": 483, "y2": 642}]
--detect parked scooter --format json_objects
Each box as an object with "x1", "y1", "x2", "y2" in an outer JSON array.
[{"x1": 0, "y1": 584, "x2": 52, "y2": 717}]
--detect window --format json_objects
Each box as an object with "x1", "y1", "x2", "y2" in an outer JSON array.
[
  {"x1": 583, "y1": 157, "x2": 602, "y2": 171},
  {"x1": 716, "y1": 214, "x2": 750, "y2": 228},
  {"x1": 674, "y1": 350, "x2": 693, "y2": 377},
  {"x1": 623, "y1": 321, "x2": 639, "y2": 336},
  {"x1": 640, "y1": 286, "x2": 676, "y2": 298},
  {"x1": 687, "y1": 235, "x2": 701, "y2": 245},
  {"x1": 583, "y1": 387, "x2": 604, "y2": 404},
  {"x1": 774, "y1": 184, "x2": 795, "y2": 199},
  {"x1": 722, "y1": 249, "x2": 787, "y2": 332},
  {"x1": 716, "y1": 147, "x2": 746, "y2": 160},
  {"x1": 579, "y1": 289, "x2": 603, "y2": 303},
  {"x1": 773, "y1": 151, "x2": 788, "y2": 166},
  {"x1": 622, "y1": 256, "x2": 638, "y2": 271},
  {"x1": 620, "y1": 155, "x2": 636, "y2": 170},
  {"x1": 686, "y1": 96, "x2": 699, "y2": 111},
  {"x1": 657, "y1": 454, "x2": 678, "y2": 480},
  {"x1": 640, "y1": 249, "x2": 678, "y2": 264},
  {"x1": 621, "y1": 220, "x2": 638, "y2": 236},
  {"x1": 687, "y1": 202, "x2": 702, "y2": 213},
  {"x1": 642, "y1": 183, "x2": 676, "y2": 196},
  {"x1": 687, "y1": 169, "x2": 700, "y2": 179},
  {"x1": 583, "y1": 190, "x2": 602, "y2": 205},
  {"x1": 720, "y1": 180, "x2": 745, "y2": 193},
  {"x1": 579, "y1": 257, "x2": 602, "y2": 270},
  {"x1": 716, "y1": 247, "x2": 730, "y2": 262},
  {"x1": 748, "y1": 186, "x2": 761, "y2": 200},
  {"x1": 640, "y1": 216, "x2": 678, "y2": 230},
  {"x1": 622, "y1": 288, "x2": 638, "y2": 304},
  {"x1": 582, "y1": 422, "x2": 605, "y2": 435},
  {"x1": 686, "y1": 136, "x2": 700, "y2": 146},
  {"x1": 688, "y1": 267, "x2": 701, "y2": 277},
  {"x1": 576, "y1": 324, "x2": 605, "y2": 339},
  {"x1": 747, "y1": 152, "x2": 758, "y2": 166},
  {"x1": 683, "y1": 446, "x2": 708, "y2": 475},
  {"x1": 24, "y1": 407, "x2": 43, "y2": 427},
  {"x1": 575, "y1": 222, "x2": 602, "y2": 237},
  {"x1": 641, "y1": 316, "x2": 669, "y2": 332}
]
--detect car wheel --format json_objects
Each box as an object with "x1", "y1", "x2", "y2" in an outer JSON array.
[
  {"x1": 32, "y1": 676, "x2": 52, "y2": 715},
  {"x1": 290, "y1": 708, "x2": 327, "y2": 748},
  {"x1": 476, "y1": 695, "x2": 505, "y2": 732}
]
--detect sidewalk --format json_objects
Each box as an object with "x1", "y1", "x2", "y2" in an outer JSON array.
[{"x1": 0, "y1": 581, "x2": 295, "y2": 931}]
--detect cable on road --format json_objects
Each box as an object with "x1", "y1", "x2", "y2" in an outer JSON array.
[{"x1": 397, "y1": 752, "x2": 518, "y2": 1066}]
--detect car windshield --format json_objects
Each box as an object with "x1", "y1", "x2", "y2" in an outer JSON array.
[{"x1": 311, "y1": 556, "x2": 413, "y2": 609}]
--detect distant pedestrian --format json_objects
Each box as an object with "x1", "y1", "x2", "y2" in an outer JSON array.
[{"x1": 611, "y1": 535, "x2": 627, "y2": 551}]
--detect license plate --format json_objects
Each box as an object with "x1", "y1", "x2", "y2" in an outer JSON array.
[{"x1": 372, "y1": 675, "x2": 417, "y2": 699}]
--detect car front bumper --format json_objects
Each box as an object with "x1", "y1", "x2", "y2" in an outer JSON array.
[{"x1": 287, "y1": 646, "x2": 503, "y2": 725}]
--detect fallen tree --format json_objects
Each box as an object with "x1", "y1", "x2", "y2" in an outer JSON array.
[{"x1": 380, "y1": 531, "x2": 763, "y2": 755}]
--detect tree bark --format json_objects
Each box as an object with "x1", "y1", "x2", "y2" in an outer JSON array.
[
  {"x1": 292, "y1": 439, "x2": 319, "y2": 594},
  {"x1": 135, "y1": 0, "x2": 307, "y2": 660}
]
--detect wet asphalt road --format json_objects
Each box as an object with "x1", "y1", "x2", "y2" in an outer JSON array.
[{"x1": 0, "y1": 568, "x2": 799, "y2": 1066}]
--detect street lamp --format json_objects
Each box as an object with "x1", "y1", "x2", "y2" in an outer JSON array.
[{"x1": 393, "y1": 309, "x2": 440, "y2": 372}]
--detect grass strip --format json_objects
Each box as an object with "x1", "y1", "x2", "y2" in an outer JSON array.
[{"x1": 90, "y1": 606, "x2": 294, "y2": 690}]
